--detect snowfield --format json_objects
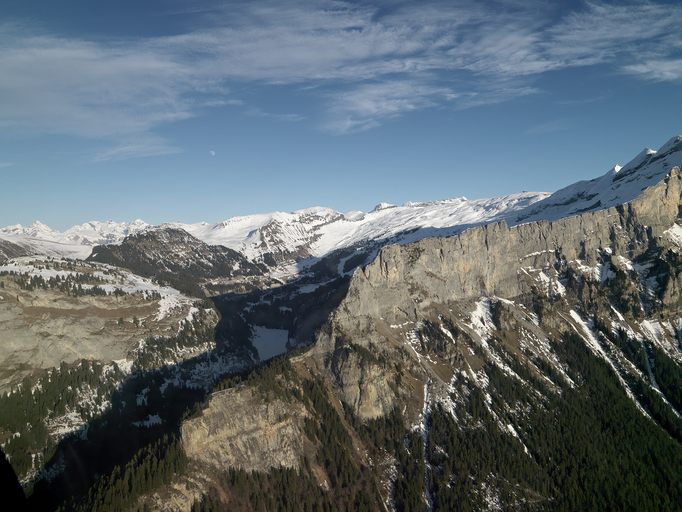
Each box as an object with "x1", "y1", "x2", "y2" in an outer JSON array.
[{"x1": 173, "y1": 193, "x2": 547, "y2": 262}]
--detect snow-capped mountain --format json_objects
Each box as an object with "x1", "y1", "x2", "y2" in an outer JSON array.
[
  {"x1": 0, "y1": 219, "x2": 148, "y2": 245},
  {"x1": 515, "y1": 135, "x2": 682, "y2": 223},
  {"x1": 170, "y1": 193, "x2": 546, "y2": 266},
  {"x1": 1, "y1": 197, "x2": 548, "y2": 266},
  {"x1": 166, "y1": 207, "x2": 346, "y2": 265},
  {"x1": 0, "y1": 219, "x2": 149, "y2": 260},
  {"x1": 2, "y1": 135, "x2": 681, "y2": 272},
  {"x1": 63, "y1": 219, "x2": 149, "y2": 245},
  {"x1": 0, "y1": 220, "x2": 58, "y2": 240},
  {"x1": 88, "y1": 227, "x2": 267, "y2": 295}
]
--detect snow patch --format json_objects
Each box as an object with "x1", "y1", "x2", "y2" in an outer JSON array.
[
  {"x1": 133, "y1": 414, "x2": 162, "y2": 428},
  {"x1": 663, "y1": 223, "x2": 682, "y2": 250},
  {"x1": 250, "y1": 326, "x2": 289, "y2": 361},
  {"x1": 568, "y1": 310, "x2": 649, "y2": 417}
]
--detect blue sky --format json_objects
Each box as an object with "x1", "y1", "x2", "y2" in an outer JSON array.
[{"x1": 1, "y1": 0, "x2": 681, "y2": 229}]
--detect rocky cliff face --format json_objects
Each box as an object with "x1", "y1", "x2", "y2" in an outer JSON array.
[
  {"x1": 345, "y1": 166, "x2": 680, "y2": 316},
  {"x1": 312, "y1": 167, "x2": 681, "y2": 420},
  {"x1": 182, "y1": 385, "x2": 308, "y2": 473},
  {"x1": 135, "y1": 166, "x2": 682, "y2": 511}
]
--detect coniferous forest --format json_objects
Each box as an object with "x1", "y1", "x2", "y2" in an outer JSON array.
[{"x1": 22, "y1": 330, "x2": 678, "y2": 512}]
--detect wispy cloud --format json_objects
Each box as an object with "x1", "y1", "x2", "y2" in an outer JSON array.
[
  {"x1": 1, "y1": 1, "x2": 681, "y2": 153},
  {"x1": 525, "y1": 119, "x2": 571, "y2": 136},
  {"x1": 244, "y1": 107, "x2": 305, "y2": 123},
  {"x1": 324, "y1": 80, "x2": 459, "y2": 134},
  {"x1": 624, "y1": 59, "x2": 682, "y2": 82},
  {"x1": 543, "y1": 2, "x2": 682, "y2": 67},
  {"x1": 94, "y1": 136, "x2": 181, "y2": 162},
  {"x1": 556, "y1": 94, "x2": 609, "y2": 106},
  {"x1": 0, "y1": 162, "x2": 14, "y2": 169}
]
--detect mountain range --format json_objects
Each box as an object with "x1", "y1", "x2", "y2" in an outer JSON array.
[
  {"x1": 3, "y1": 136, "x2": 680, "y2": 275},
  {"x1": 0, "y1": 135, "x2": 681, "y2": 511}
]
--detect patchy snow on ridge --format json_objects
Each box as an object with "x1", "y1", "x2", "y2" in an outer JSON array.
[
  {"x1": 467, "y1": 298, "x2": 495, "y2": 342},
  {"x1": 568, "y1": 310, "x2": 649, "y2": 417},
  {"x1": 0, "y1": 256, "x2": 192, "y2": 321}
]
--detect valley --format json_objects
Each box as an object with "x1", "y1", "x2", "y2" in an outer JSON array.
[{"x1": 1, "y1": 136, "x2": 681, "y2": 511}]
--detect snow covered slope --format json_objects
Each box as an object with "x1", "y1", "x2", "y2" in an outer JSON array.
[
  {"x1": 0, "y1": 220, "x2": 148, "y2": 259},
  {"x1": 0, "y1": 219, "x2": 148, "y2": 244},
  {"x1": 1, "y1": 197, "x2": 547, "y2": 264},
  {"x1": 515, "y1": 135, "x2": 682, "y2": 223},
  {"x1": 2, "y1": 135, "x2": 681, "y2": 271},
  {"x1": 63, "y1": 219, "x2": 149, "y2": 245},
  {"x1": 0, "y1": 233, "x2": 93, "y2": 259},
  {"x1": 171, "y1": 193, "x2": 545, "y2": 264},
  {"x1": 167, "y1": 207, "x2": 345, "y2": 263}
]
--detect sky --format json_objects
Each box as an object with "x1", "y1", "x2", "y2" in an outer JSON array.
[{"x1": 1, "y1": 0, "x2": 681, "y2": 229}]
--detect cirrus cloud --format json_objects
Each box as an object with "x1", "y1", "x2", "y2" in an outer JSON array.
[{"x1": 1, "y1": 1, "x2": 681, "y2": 158}]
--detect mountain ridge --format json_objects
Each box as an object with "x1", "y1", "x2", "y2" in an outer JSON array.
[
  {"x1": 2, "y1": 134, "x2": 682, "y2": 511},
  {"x1": 2, "y1": 136, "x2": 680, "y2": 275}
]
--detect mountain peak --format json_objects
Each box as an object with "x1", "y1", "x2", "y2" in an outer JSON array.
[
  {"x1": 372, "y1": 202, "x2": 395, "y2": 212},
  {"x1": 620, "y1": 147, "x2": 656, "y2": 171},
  {"x1": 514, "y1": 134, "x2": 682, "y2": 223},
  {"x1": 657, "y1": 135, "x2": 682, "y2": 155}
]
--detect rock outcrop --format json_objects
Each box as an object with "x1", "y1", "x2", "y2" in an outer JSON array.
[
  {"x1": 182, "y1": 385, "x2": 308, "y2": 473},
  {"x1": 0, "y1": 239, "x2": 32, "y2": 264}
]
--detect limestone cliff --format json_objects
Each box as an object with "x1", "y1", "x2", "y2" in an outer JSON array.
[
  {"x1": 141, "y1": 166, "x2": 682, "y2": 511},
  {"x1": 308, "y1": 168, "x2": 682, "y2": 420},
  {"x1": 182, "y1": 385, "x2": 308, "y2": 473}
]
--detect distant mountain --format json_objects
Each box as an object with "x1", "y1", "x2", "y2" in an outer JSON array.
[
  {"x1": 0, "y1": 220, "x2": 148, "y2": 260},
  {"x1": 87, "y1": 227, "x2": 267, "y2": 295},
  {"x1": 0, "y1": 221, "x2": 58, "y2": 240},
  {"x1": 0, "y1": 219, "x2": 148, "y2": 245},
  {"x1": 2, "y1": 135, "x2": 681, "y2": 277},
  {"x1": 63, "y1": 219, "x2": 149, "y2": 245},
  {"x1": 0, "y1": 195, "x2": 547, "y2": 272},
  {"x1": 171, "y1": 193, "x2": 546, "y2": 269}
]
